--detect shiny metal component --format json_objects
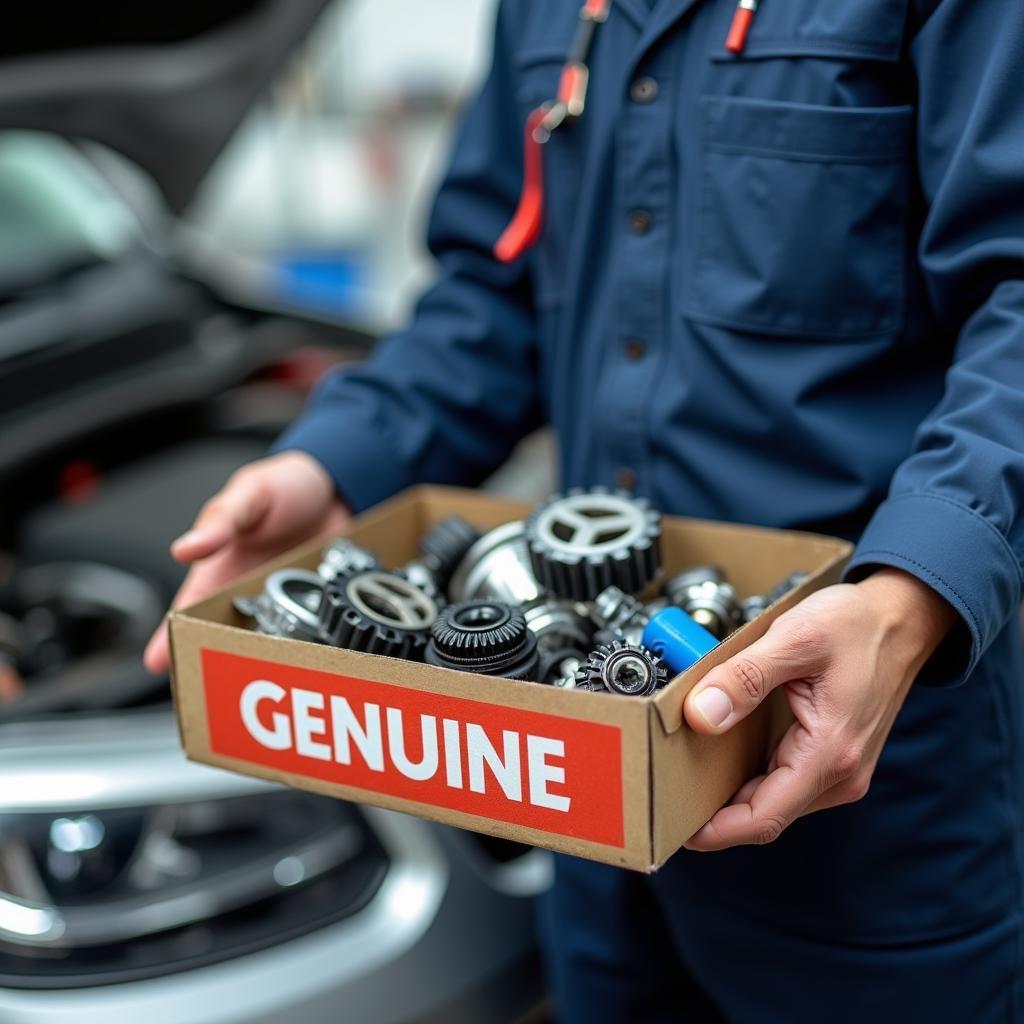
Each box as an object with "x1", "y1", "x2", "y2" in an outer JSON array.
[
  {"x1": 740, "y1": 594, "x2": 770, "y2": 624},
  {"x1": 317, "y1": 539, "x2": 379, "y2": 582},
  {"x1": 448, "y1": 521, "x2": 540, "y2": 607},
  {"x1": 768, "y1": 571, "x2": 809, "y2": 603},
  {"x1": 663, "y1": 566, "x2": 740, "y2": 640},
  {"x1": 575, "y1": 641, "x2": 668, "y2": 697},
  {"x1": 233, "y1": 569, "x2": 325, "y2": 642},
  {"x1": 448, "y1": 520, "x2": 593, "y2": 652},
  {"x1": 524, "y1": 599, "x2": 594, "y2": 650},
  {"x1": 525, "y1": 489, "x2": 661, "y2": 600},
  {"x1": 591, "y1": 586, "x2": 649, "y2": 645}
]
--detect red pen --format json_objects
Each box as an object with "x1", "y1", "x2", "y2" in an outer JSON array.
[{"x1": 725, "y1": 0, "x2": 758, "y2": 54}]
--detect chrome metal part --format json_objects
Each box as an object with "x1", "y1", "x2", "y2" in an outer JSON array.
[
  {"x1": 663, "y1": 566, "x2": 740, "y2": 640},
  {"x1": 575, "y1": 641, "x2": 668, "y2": 697},
  {"x1": 447, "y1": 521, "x2": 541, "y2": 607},
  {"x1": 317, "y1": 539, "x2": 380, "y2": 582},
  {"x1": 233, "y1": 568, "x2": 325, "y2": 643}
]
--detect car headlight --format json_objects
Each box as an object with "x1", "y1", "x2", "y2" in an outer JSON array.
[{"x1": 0, "y1": 790, "x2": 388, "y2": 988}]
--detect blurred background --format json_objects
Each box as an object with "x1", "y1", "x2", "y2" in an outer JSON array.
[{"x1": 0, "y1": 2, "x2": 554, "y2": 1021}]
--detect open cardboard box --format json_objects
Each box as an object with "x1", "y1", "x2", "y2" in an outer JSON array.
[{"x1": 169, "y1": 486, "x2": 851, "y2": 871}]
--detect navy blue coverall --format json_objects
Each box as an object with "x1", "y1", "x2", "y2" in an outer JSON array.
[{"x1": 275, "y1": 0, "x2": 1024, "y2": 1018}]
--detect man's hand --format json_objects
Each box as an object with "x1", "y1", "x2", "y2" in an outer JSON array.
[
  {"x1": 143, "y1": 451, "x2": 349, "y2": 675},
  {"x1": 682, "y1": 568, "x2": 956, "y2": 851}
]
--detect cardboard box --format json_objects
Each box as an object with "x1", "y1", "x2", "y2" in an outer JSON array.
[{"x1": 169, "y1": 486, "x2": 851, "y2": 871}]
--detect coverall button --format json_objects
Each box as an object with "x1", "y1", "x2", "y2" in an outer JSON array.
[
  {"x1": 616, "y1": 467, "x2": 638, "y2": 490},
  {"x1": 630, "y1": 76, "x2": 659, "y2": 103},
  {"x1": 629, "y1": 210, "x2": 653, "y2": 235},
  {"x1": 625, "y1": 338, "x2": 646, "y2": 361}
]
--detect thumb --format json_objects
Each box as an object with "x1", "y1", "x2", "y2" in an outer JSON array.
[{"x1": 684, "y1": 617, "x2": 827, "y2": 735}]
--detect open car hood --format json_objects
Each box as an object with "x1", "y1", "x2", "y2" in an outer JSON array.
[{"x1": 0, "y1": 1, "x2": 332, "y2": 212}]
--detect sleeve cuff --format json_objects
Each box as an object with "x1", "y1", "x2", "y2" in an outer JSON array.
[
  {"x1": 842, "y1": 492, "x2": 1022, "y2": 687},
  {"x1": 269, "y1": 405, "x2": 415, "y2": 515}
]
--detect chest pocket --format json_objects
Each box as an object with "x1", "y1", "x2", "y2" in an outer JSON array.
[
  {"x1": 683, "y1": 95, "x2": 913, "y2": 338},
  {"x1": 513, "y1": 51, "x2": 581, "y2": 311}
]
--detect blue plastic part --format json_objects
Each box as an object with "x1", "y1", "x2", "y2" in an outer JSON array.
[{"x1": 642, "y1": 607, "x2": 719, "y2": 674}]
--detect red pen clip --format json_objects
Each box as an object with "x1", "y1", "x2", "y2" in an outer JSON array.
[{"x1": 725, "y1": 0, "x2": 759, "y2": 54}]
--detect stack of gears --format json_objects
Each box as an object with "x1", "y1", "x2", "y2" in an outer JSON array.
[{"x1": 234, "y1": 488, "x2": 807, "y2": 698}]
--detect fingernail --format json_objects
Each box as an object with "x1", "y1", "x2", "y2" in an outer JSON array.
[
  {"x1": 693, "y1": 687, "x2": 733, "y2": 728},
  {"x1": 172, "y1": 530, "x2": 203, "y2": 550}
]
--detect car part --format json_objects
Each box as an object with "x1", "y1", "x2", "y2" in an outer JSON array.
[
  {"x1": 317, "y1": 538, "x2": 380, "y2": 582},
  {"x1": 642, "y1": 607, "x2": 719, "y2": 675},
  {"x1": 663, "y1": 565, "x2": 740, "y2": 639},
  {"x1": 425, "y1": 601, "x2": 540, "y2": 681},
  {"x1": 416, "y1": 516, "x2": 481, "y2": 594},
  {"x1": 574, "y1": 641, "x2": 668, "y2": 697},
  {"x1": 233, "y1": 568, "x2": 325, "y2": 643},
  {"x1": 449, "y1": 520, "x2": 594, "y2": 653},
  {"x1": 524, "y1": 488, "x2": 662, "y2": 601},
  {"x1": 0, "y1": 561, "x2": 166, "y2": 718},
  {"x1": 740, "y1": 594, "x2": 770, "y2": 624},
  {"x1": 319, "y1": 569, "x2": 439, "y2": 661},
  {"x1": 591, "y1": 585, "x2": 649, "y2": 645},
  {"x1": 768, "y1": 571, "x2": 809, "y2": 603},
  {"x1": 738, "y1": 570, "x2": 809, "y2": 626},
  {"x1": 448, "y1": 521, "x2": 540, "y2": 607},
  {"x1": 538, "y1": 647, "x2": 584, "y2": 687}
]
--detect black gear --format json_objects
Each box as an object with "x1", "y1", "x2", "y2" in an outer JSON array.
[
  {"x1": 418, "y1": 516, "x2": 482, "y2": 592},
  {"x1": 525, "y1": 488, "x2": 661, "y2": 601},
  {"x1": 426, "y1": 601, "x2": 540, "y2": 680},
  {"x1": 575, "y1": 641, "x2": 669, "y2": 697},
  {"x1": 319, "y1": 569, "x2": 440, "y2": 661}
]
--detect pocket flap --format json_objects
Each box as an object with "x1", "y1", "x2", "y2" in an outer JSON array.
[{"x1": 702, "y1": 95, "x2": 913, "y2": 163}]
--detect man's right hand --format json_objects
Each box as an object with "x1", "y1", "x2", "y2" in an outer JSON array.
[{"x1": 143, "y1": 451, "x2": 349, "y2": 674}]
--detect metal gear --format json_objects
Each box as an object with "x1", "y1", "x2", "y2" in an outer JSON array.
[
  {"x1": 425, "y1": 600, "x2": 540, "y2": 680},
  {"x1": 574, "y1": 641, "x2": 669, "y2": 697},
  {"x1": 591, "y1": 586, "x2": 649, "y2": 644},
  {"x1": 740, "y1": 594, "x2": 770, "y2": 624},
  {"x1": 319, "y1": 569, "x2": 440, "y2": 661},
  {"x1": 768, "y1": 571, "x2": 809, "y2": 603},
  {"x1": 317, "y1": 538, "x2": 380, "y2": 582},
  {"x1": 525, "y1": 488, "x2": 661, "y2": 601},
  {"x1": 663, "y1": 566, "x2": 740, "y2": 639},
  {"x1": 447, "y1": 519, "x2": 595, "y2": 652},
  {"x1": 417, "y1": 516, "x2": 482, "y2": 593},
  {"x1": 234, "y1": 569, "x2": 327, "y2": 643}
]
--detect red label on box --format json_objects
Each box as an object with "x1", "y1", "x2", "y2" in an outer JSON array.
[{"x1": 201, "y1": 650, "x2": 625, "y2": 848}]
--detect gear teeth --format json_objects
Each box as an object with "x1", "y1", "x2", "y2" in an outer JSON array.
[
  {"x1": 574, "y1": 641, "x2": 669, "y2": 697},
  {"x1": 319, "y1": 569, "x2": 438, "y2": 661},
  {"x1": 525, "y1": 489, "x2": 662, "y2": 601},
  {"x1": 418, "y1": 516, "x2": 482, "y2": 590},
  {"x1": 426, "y1": 601, "x2": 540, "y2": 679}
]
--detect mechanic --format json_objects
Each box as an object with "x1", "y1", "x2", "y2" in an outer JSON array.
[{"x1": 146, "y1": 0, "x2": 1024, "y2": 1019}]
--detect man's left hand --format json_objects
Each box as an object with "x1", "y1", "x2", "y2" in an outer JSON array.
[{"x1": 682, "y1": 568, "x2": 956, "y2": 851}]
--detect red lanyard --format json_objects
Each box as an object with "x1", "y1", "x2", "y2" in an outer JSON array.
[
  {"x1": 494, "y1": 0, "x2": 759, "y2": 264},
  {"x1": 494, "y1": 0, "x2": 612, "y2": 263}
]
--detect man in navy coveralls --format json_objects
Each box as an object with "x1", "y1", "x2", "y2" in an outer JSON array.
[{"x1": 148, "y1": 0, "x2": 1024, "y2": 1018}]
